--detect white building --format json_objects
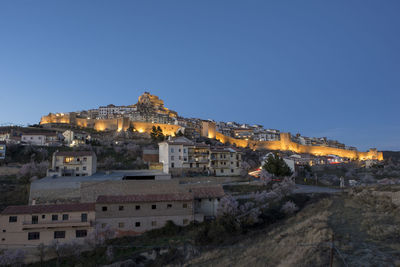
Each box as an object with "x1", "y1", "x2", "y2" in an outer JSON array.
[
  {"x1": 0, "y1": 141, "x2": 5, "y2": 160},
  {"x1": 21, "y1": 132, "x2": 60, "y2": 146},
  {"x1": 62, "y1": 130, "x2": 91, "y2": 147},
  {"x1": 98, "y1": 104, "x2": 136, "y2": 118},
  {"x1": 48, "y1": 151, "x2": 97, "y2": 177}
]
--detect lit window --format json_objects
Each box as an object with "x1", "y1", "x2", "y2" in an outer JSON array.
[
  {"x1": 118, "y1": 222, "x2": 124, "y2": 228},
  {"x1": 64, "y1": 157, "x2": 74, "y2": 163}
]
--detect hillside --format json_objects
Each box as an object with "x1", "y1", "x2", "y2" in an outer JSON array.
[{"x1": 183, "y1": 188, "x2": 400, "y2": 267}]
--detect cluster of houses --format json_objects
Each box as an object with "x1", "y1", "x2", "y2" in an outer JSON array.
[
  {"x1": 0, "y1": 150, "x2": 225, "y2": 250},
  {"x1": 0, "y1": 129, "x2": 90, "y2": 148}
]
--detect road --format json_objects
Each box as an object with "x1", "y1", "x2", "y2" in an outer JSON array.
[{"x1": 234, "y1": 184, "x2": 341, "y2": 200}]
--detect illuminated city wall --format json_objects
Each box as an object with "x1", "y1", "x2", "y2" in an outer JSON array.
[
  {"x1": 40, "y1": 114, "x2": 181, "y2": 136},
  {"x1": 130, "y1": 122, "x2": 181, "y2": 136},
  {"x1": 215, "y1": 132, "x2": 383, "y2": 160}
]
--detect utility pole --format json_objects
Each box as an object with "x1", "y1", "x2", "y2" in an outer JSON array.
[{"x1": 329, "y1": 234, "x2": 334, "y2": 267}]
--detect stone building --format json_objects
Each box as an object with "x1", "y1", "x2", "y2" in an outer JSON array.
[
  {"x1": 47, "y1": 151, "x2": 97, "y2": 177},
  {"x1": 0, "y1": 203, "x2": 95, "y2": 247}
]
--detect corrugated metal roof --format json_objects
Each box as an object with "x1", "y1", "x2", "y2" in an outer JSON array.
[
  {"x1": 97, "y1": 193, "x2": 194, "y2": 204},
  {"x1": 1, "y1": 203, "x2": 95, "y2": 215}
]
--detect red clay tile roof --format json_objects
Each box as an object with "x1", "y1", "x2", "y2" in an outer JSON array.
[
  {"x1": 1, "y1": 203, "x2": 95, "y2": 215},
  {"x1": 97, "y1": 193, "x2": 194, "y2": 204},
  {"x1": 54, "y1": 151, "x2": 95, "y2": 157},
  {"x1": 191, "y1": 186, "x2": 225, "y2": 199}
]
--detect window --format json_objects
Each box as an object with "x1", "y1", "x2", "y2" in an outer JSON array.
[
  {"x1": 42, "y1": 215, "x2": 45, "y2": 219},
  {"x1": 76, "y1": 230, "x2": 87, "y2": 238},
  {"x1": 183, "y1": 149, "x2": 186, "y2": 153},
  {"x1": 28, "y1": 232, "x2": 40, "y2": 240},
  {"x1": 9, "y1": 216, "x2": 17, "y2": 223},
  {"x1": 152, "y1": 205, "x2": 156, "y2": 210},
  {"x1": 83, "y1": 157, "x2": 87, "y2": 162},
  {"x1": 76, "y1": 167, "x2": 79, "y2": 171},
  {"x1": 64, "y1": 157, "x2": 73, "y2": 163},
  {"x1": 171, "y1": 163, "x2": 175, "y2": 168},
  {"x1": 101, "y1": 223, "x2": 106, "y2": 228},
  {"x1": 102, "y1": 206, "x2": 108, "y2": 211},
  {"x1": 135, "y1": 205, "x2": 141, "y2": 210},
  {"x1": 83, "y1": 166, "x2": 87, "y2": 171},
  {"x1": 171, "y1": 148, "x2": 174, "y2": 153},
  {"x1": 54, "y1": 231, "x2": 65, "y2": 239},
  {"x1": 52, "y1": 215, "x2": 58, "y2": 221},
  {"x1": 183, "y1": 203, "x2": 188, "y2": 208},
  {"x1": 167, "y1": 204, "x2": 172, "y2": 209},
  {"x1": 2, "y1": 230, "x2": 5, "y2": 232},
  {"x1": 183, "y1": 219, "x2": 189, "y2": 225},
  {"x1": 135, "y1": 222, "x2": 141, "y2": 227},
  {"x1": 32, "y1": 215, "x2": 38, "y2": 224},
  {"x1": 119, "y1": 206, "x2": 124, "y2": 211},
  {"x1": 151, "y1": 221, "x2": 157, "y2": 226},
  {"x1": 118, "y1": 222, "x2": 125, "y2": 228},
  {"x1": 231, "y1": 169, "x2": 234, "y2": 173},
  {"x1": 62, "y1": 214, "x2": 69, "y2": 221},
  {"x1": 221, "y1": 169, "x2": 224, "y2": 173},
  {"x1": 171, "y1": 156, "x2": 174, "y2": 160},
  {"x1": 179, "y1": 149, "x2": 181, "y2": 152},
  {"x1": 81, "y1": 213, "x2": 87, "y2": 222}
]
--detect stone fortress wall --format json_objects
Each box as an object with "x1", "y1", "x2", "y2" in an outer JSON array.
[
  {"x1": 40, "y1": 113, "x2": 181, "y2": 136},
  {"x1": 40, "y1": 114, "x2": 382, "y2": 161}
]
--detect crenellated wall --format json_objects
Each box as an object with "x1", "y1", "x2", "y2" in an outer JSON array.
[{"x1": 215, "y1": 132, "x2": 383, "y2": 160}]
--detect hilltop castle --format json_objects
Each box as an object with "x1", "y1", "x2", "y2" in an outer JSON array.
[{"x1": 39, "y1": 92, "x2": 383, "y2": 161}]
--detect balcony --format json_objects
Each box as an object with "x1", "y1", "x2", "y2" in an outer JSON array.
[{"x1": 22, "y1": 220, "x2": 93, "y2": 230}]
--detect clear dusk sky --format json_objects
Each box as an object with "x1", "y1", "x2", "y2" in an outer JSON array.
[{"x1": 1, "y1": 1, "x2": 399, "y2": 151}]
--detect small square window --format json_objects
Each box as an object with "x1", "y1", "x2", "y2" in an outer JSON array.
[
  {"x1": 81, "y1": 213, "x2": 87, "y2": 222},
  {"x1": 119, "y1": 206, "x2": 124, "y2": 211},
  {"x1": 135, "y1": 222, "x2": 141, "y2": 227},
  {"x1": 102, "y1": 206, "x2": 107, "y2": 211},
  {"x1": 101, "y1": 223, "x2": 106, "y2": 228},
  {"x1": 42, "y1": 215, "x2": 45, "y2": 219},
  {"x1": 183, "y1": 203, "x2": 188, "y2": 208},
  {"x1": 9, "y1": 216, "x2": 17, "y2": 223},
  {"x1": 152, "y1": 205, "x2": 156, "y2": 210},
  {"x1": 151, "y1": 221, "x2": 157, "y2": 226},
  {"x1": 62, "y1": 214, "x2": 69, "y2": 221},
  {"x1": 52, "y1": 215, "x2": 58, "y2": 221},
  {"x1": 135, "y1": 205, "x2": 140, "y2": 210},
  {"x1": 118, "y1": 222, "x2": 125, "y2": 228}
]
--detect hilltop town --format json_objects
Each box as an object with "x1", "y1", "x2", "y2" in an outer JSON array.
[{"x1": 1, "y1": 92, "x2": 399, "y2": 266}]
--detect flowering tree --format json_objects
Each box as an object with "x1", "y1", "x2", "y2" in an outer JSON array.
[
  {"x1": 0, "y1": 249, "x2": 26, "y2": 266},
  {"x1": 259, "y1": 169, "x2": 272, "y2": 185},
  {"x1": 281, "y1": 200, "x2": 299, "y2": 214}
]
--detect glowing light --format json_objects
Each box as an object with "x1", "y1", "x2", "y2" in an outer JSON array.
[{"x1": 138, "y1": 128, "x2": 144, "y2": 133}]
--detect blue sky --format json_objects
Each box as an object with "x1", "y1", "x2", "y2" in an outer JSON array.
[{"x1": 1, "y1": 1, "x2": 399, "y2": 151}]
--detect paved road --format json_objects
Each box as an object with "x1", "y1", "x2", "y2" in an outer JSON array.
[
  {"x1": 234, "y1": 184, "x2": 341, "y2": 200},
  {"x1": 293, "y1": 184, "x2": 341, "y2": 194}
]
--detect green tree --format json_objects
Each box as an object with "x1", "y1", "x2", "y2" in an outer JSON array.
[
  {"x1": 263, "y1": 153, "x2": 293, "y2": 177},
  {"x1": 150, "y1": 126, "x2": 165, "y2": 142}
]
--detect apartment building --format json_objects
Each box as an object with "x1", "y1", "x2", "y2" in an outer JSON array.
[
  {"x1": 159, "y1": 137, "x2": 242, "y2": 176},
  {"x1": 95, "y1": 193, "x2": 194, "y2": 236},
  {"x1": 0, "y1": 203, "x2": 95, "y2": 247},
  {"x1": 48, "y1": 151, "x2": 97, "y2": 177},
  {"x1": 210, "y1": 147, "x2": 242, "y2": 176},
  {"x1": 0, "y1": 141, "x2": 5, "y2": 160},
  {"x1": 158, "y1": 136, "x2": 210, "y2": 174}
]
